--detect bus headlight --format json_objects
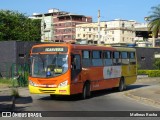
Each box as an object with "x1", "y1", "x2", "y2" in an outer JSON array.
[
  {"x1": 58, "y1": 80, "x2": 68, "y2": 88},
  {"x1": 29, "y1": 80, "x2": 38, "y2": 87}
]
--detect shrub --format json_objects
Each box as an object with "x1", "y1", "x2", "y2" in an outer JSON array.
[
  {"x1": 153, "y1": 58, "x2": 160, "y2": 70},
  {"x1": 11, "y1": 88, "x2": 20, "y2": 98},
  {"x1": 138, "y1": 70, "x2": 160, "y2": 77}
]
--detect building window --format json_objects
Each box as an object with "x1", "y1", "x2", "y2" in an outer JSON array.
[
  {"x1": 73, "y1": 35, "x2": 75, "y2": 39},
  {"x1": 122, "y1": 23, "x2": 125, "y2": 27},
  {"x1": 123, "y1": 37, "x2": 125, "y2": 41},
  {"x1": 112, "y1": 38, "x2": 114, "y2": 41},
  {"x1": 89, "y1": 28, "x2": 91, "y2": 31},
  {"x1": 83, "y1": 34, "x2": 85, "y2": 37},
  {"x1": 112, "y1": 31, "x2": 114, "y2": 34},
  {"x1": 89, "y1": 35, "x2": 91, "y2": 38},
  {"x1": 122, "y1": 31, "x2": 124, "y2": 34}
]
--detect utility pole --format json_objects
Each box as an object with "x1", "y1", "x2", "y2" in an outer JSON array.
[{"x1": 98, "y1": 10, "x2": 101, "y2": 44}]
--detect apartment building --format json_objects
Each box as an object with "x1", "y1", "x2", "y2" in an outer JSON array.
[
  {"x1": 76, "y1": 19, "x2": 136, "y2": 45},
  {"x1": 76, "y1": 22, "x2": 107, "y2": 44},
  {"x1": 106, "y1": 19, "x2": 136, "y2": 45},
  {"x1": 32, "y1": 9, "x2": 92, "y2": 42}
]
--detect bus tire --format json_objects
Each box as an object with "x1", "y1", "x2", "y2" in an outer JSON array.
[
  {"x1": 118, "y1": 77, "x2": 125, "y2": 92},
  {"x1": 82, "y1": 82, "x2": 91, "y2": 99}
]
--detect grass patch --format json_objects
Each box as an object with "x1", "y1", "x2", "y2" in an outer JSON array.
[
  {"x1": 0, "y1": 78, "x2": 12, "y2": 84},
  {"x1": 0, "y1": 78, "x2": 19, "y2": 87}
]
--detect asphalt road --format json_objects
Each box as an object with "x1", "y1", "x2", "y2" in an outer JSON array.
[
  {"x1": 12, "y1": 78, "x2": 160, "y2": 120},
  {"x1": 15, "y1": 78, "x2": 160, "y2": 112},
  {"x1": 23, "y1": 88, "x2": 159, "y2": 111}
]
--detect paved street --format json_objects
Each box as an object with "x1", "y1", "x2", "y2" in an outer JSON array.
[{"x1": 14, "y1": 78, "x2": 160, "y2": 112}]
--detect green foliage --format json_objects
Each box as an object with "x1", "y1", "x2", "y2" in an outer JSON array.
[
  {"x1": 153, "y1": 58, "x2": 160, "y2": 69},
  {"x1": 0, "y1": 10, "x2": 41, "y2": 41},
  {"x1": 138, "y1": 70, "x2": 160, "y2": 77},
  {"x1": 11, "y1": 88, "x2": 20, "y2": 98},
  {"x1": 148, "y1": 4, "x2": 160, "y2": 37},
  {"x1": 0, "y1": 78, "x2": 12, "y2": 85}
]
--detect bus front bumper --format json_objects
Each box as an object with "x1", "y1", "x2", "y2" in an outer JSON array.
[{"x1": 28, "y1": 85, "x2": 70, "y2": 95}]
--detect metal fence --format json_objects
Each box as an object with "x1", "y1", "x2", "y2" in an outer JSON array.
[{"x1": 0, "y1": 62, "x2": 30, "y2": 87}]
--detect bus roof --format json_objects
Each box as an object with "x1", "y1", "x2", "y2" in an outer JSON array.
[
  {"x1": 32, "y1": 43, "x2": 116, "y2": 51},
  {"x1": 113, "y1": 47, "x2": 136, "y2": 52},
  {"x1": 32, "y1": 43, "x2": 135, "y2": 52}
]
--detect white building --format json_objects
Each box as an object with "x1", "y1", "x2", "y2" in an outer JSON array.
[
  {"x1": 76, "y1": 22, "x2": 107, "y2": 44},
  {"x1": 76, "y1": 19, "x2": 136, "y2": 45},
  {"x1": 106, "y1": 19, "x2": 136, "y2": 45}
]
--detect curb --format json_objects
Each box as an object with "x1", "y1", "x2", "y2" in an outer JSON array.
[{"x1": 124, "y1": 89, "x2": 160, "y2": 109}]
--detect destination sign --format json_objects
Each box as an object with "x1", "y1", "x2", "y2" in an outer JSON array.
[
  {"x1": 32, "y1": 47, "x2": 68, "y2": 53},
  {"x1": 45, "y1": 48, "x2": 64, "y2": 52}
]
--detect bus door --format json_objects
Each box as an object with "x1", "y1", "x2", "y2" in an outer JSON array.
[{"x1": 71, "y1": 54, "x2": 82, "y2": 82}]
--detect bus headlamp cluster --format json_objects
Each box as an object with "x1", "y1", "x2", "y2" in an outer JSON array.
[
  {"x1": 29, "y1": 80, "x2": 38, "y2": 87},
  {"x1": 58, "y1": 80, "x2": 68, "y2": 88}
]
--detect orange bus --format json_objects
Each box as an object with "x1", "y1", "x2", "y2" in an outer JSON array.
[{"x1": 28, "y1": 43, "x2": 137, "y2": 99}]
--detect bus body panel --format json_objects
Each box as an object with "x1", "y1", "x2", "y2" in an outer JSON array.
[
  {"x1": 28, "y1": 43, "x2": 137, "y2": 96},
  {"x1": 29, "y1": 84, "x2": 70, "y2": 95}
]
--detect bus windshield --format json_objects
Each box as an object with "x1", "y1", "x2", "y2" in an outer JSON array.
[{"x1": 30, "y1": 54, "x2": 68, "y2": 78}]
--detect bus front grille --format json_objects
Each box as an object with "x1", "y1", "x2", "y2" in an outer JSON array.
[{"x1": 39, "y1": 89, "x2": 56, "y2": 93}]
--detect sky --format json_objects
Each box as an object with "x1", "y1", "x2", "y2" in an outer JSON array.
[{"x1": 0, "y1": 0, "x2": 159, "y2": 23}]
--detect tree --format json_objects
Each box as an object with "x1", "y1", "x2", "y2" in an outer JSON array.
[
  {"x1": 148, "y1": 4, "x2": 160, "y2": 38},
  {"x1": 0, "y1": 10, "x2": 41, "y2": 41}
]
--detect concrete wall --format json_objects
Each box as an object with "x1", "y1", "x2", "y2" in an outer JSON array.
[
  {"x1": 0, "y1": 41, "x2": 37, "y2": 78},
  {"x1": 136, "y1": 47, "x2": 160, "y2": 70}
]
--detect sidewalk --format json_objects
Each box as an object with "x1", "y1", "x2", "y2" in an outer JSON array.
[
  {"x1": 0, "y1": 86, "x2": 31, "y2": 111},
  {"x1": 0, "y1": 85, "x2": 13, "y2": 111},
  {"x1": 124, "y1": 78, "x2": 160, "y2": 108}
]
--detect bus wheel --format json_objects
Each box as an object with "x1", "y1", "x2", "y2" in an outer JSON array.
[
  {"x1": 82, "y1": 83, "x2": 90, "y2": 99},
  {"x1": 118, "y1": 78, "x2": 125, "y2": 92}
]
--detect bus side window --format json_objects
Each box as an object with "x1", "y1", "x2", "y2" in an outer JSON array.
[
  {"x1": 121, "y1": 52, "x2": 129, "y2": 65},
  {"x1": 129, "y1": 52, "x2": 136, "y2": 64},
  {"x1": 113, "y1": 52, "x2": 121, "y2": 65},
  {"x1": 103, "y1": 51, "x2": 113, "y2": 66},
  {"x1": 82, "y1": 50, "x2": 91, "y2": 67},
  {"x1": 92, "y1": 51, "x2": 103, "y2": 66}
]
